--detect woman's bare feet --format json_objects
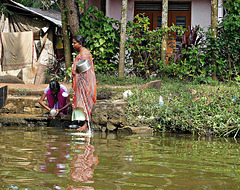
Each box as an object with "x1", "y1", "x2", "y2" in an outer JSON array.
[{"x1": 77, "y1": 122, "x2": 88, "y2": 132}]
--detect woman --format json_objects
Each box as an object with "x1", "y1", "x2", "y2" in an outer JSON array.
[
  {"x1": 72, "y1": 35, "x2": 97, "y2": 132},
  {"x1": 39, "y1": 80, "x2": 71, "y2": 119}
]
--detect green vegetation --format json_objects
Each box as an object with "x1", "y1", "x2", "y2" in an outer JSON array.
[
  {"x1": 97, "y1": 75, "x2": 240, "y2": 138},
  {"x1": 78, "y1": 6, "x2": 120, "y2": 74},
  {"x1": 42, "y1": 1, "x2": 240, "y2": 137},
  {"x1": 95, "y1": 0, "x2": 240, "y2": 137}
]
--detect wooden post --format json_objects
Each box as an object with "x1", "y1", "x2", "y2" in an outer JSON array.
[
  {"x1": 211, "y1": 0, "x2": 218, "y2": 81},
  {"x1": 118, "y1": 0, "x2": 128, "y2": 79},
  {"x1": 161, "y1": 0, "x2": 168, "y2": 67}
]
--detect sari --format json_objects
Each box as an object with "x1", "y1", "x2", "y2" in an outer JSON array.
[{"x1": 71, "y1": 47, "x2": 97, "y2": 121}]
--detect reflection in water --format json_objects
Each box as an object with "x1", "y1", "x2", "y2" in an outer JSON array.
[
  {"x1": 41, "y1": 140, "x2": 70, "y2": 177},
  {"x1": 68, "y1": 137, "x2": 98, "y2": 183},
  {"x1": 0, "y1": 127, "x2": 240, "y2": 189},
  {"x1": 40, "y1": 134, "x2": 98, "y2": 189}
]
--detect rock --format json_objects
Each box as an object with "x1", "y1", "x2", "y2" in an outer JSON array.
[
  {"x1": 107, "y1": 121, "x2": 117, "y2": 131},
  {"x1": 2, "y1": 102, "x2": 18, "y2": 113},
  {"x1": 0, "y1": 75, "x2": 24, "y2": 84},
  {"x1": 24, "y1": 107, "x2": 32, "y2": 113},
  {"x1": 118, "y1": 126, "x2": 153, "y2": 134},
  {"x1": 139, "y1": 80, "x2": 161, "y2": 91}
]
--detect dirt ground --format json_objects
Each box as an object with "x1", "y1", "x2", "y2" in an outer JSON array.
[{"x1": 0, "y1": 82, "x2": 72, "y2": 92}]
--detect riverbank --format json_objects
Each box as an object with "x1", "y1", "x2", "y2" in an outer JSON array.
[
  {"x1": 1, "y1": 75, "x2": 240, "y2": 137},
  {"x1": 0, "y1": 82, "x2": 153, "y2": 135}
]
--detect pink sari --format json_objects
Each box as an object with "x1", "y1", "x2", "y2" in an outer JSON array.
[{"x1": 71, "y1": 47, "x2": 97, "y2": 121}]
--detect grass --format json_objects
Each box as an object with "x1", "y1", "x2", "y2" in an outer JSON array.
[{"x1": 97, "y1": 74, "x2": 240, "y2": 137}]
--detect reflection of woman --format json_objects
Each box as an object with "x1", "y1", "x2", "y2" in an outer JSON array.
[
  {"x1": 68, "y1": 138, "x2": 98, "y2": 183},
  {"x1": 39, "y1": 80, "x2": 71, "y2": 119},
  {"x1": 72, "y1": 35, "x2": 97, "y2": 131}
]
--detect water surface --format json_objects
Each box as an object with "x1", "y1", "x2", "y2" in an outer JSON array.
[{"x1": 0, "y1": 126, "x2": 239, "y2": 189}]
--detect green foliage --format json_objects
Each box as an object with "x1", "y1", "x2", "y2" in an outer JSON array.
[
  {"x1": 199, "y1": 0, "x2": 240, "y2": 82},
  {"x1": 167, "y1": 1, "x2": 240, "y2": 82},
  {"x1": 0, "y1": 3, "x2": 12, "y2": 17},
  {"x1": 202, "y1": 29, "x2": 228, "y2": 80},
  {"x1": 78, "y1": 6, "x2": 120, "y2": 74},
  {"x1": 125, "y1": 79, "x2": 240, "y2": 137},
  {"x1": 171, "y1": 25, "x2": 202, "y2": 63},
  {"x1": 126, "y1": 14, "x2": 184, "y2": 78},
  {"x1": 216, "y1": 0, "x2": 240, "y2": 80},
  {"x1": 167, "y1": 45, "x2": 206, "y2": 80},
  {"x1": 166, "y1": 26, "x2": 206, "y2": 80}
]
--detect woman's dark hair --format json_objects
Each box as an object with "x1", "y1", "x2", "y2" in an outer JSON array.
[
  {"x1": 73, "y1": 35, "x2": 86, "y2": 46},
  {"x1": 49, "y1": 80, "x2": 60, "y2": 92},
  {"x1": 49, "y1": 80, "x2": 60, "y2": 103}
]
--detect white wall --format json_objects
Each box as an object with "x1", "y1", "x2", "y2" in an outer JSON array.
[
  {"x1": 191, "y1": 0, "x2": 211, "y2": 29},
  {"x1": 105, "y1": 0, "x2": 215, "y2": 29}
]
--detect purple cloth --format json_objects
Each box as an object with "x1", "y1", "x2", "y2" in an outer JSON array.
[{"x1": 46, "y1": 88, "x2": 68, "y2": 114}]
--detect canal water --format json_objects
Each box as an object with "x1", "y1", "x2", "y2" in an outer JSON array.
[{"x1": 0, "y1": 126, "x2": 239, "y2": 190}]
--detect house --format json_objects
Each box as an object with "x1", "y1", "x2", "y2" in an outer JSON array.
[
  {"x1": 88, "y1": 0, "x2": 223, "y2": 61},
  {"x1": 0, "y1": 0, "x2": 62, "y2": 84},
  {"x1": 88, "y1": 0, "x2": 223, "y2": 29}
]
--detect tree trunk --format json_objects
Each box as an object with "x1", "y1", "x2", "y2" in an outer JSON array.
[
  {"x1": 211, "y1": 0, "x2": 218, "y2": 81},
  {"x1": 118, "y1": 0, "x2": 128, "y2": 79},
  {"x1": 65, "y1": 0, "x2": 81, "y2": 36},
  {"x1": 60, "y1": 0, "x2": 72, "y2": 77},
  {"x1": 161, "y1": 0, "x2": 168, "y2": 67}
]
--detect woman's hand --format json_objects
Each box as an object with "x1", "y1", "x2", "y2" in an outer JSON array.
[
  {"x1": 49, "y1": 109, "x2": 59, "y2": 118},
  {"x1": 54, "y1": 109, "x2": 60, "y2": 117}
]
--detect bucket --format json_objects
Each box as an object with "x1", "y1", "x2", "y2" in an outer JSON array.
[
  {"x1": 76, "y1": 59, "x2": 91, "y2": 73},
  {"x1": 72, "y1": 107, "x2": 86, "y2": 121}
]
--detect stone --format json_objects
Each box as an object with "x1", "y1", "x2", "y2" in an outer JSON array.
[
  {"x1": 139, "y1": 80, "x2": 161, "y2": 91},
  {"x1": 107, "y1": 121, "x2": 117, "y2": 131},
  {"x1": 101, "y1": 126, "x2": 107, "y2": 132},
  {"x1": 0, "y1": 75, "x2": 24, "y2": 84},
  {"x1": 2, "y1": 102, "x2": 18, "y2": 113},
  {"x1": 32, "y1": 108, "x2": 43, "y2": 114},
  {"x1": 24, "y1": 107, "x2": 32, "y2": 113}
]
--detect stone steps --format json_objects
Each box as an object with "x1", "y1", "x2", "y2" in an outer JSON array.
[
  {"x1": 0, "y1": 95, "x2": 137, "y2": 133},
  {"x1": 0, "y1": 83, "x2": 154, "y2": 134}
]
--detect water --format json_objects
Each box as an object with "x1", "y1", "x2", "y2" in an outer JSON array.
[{"x1": 0, "y1": 126, "x2": 240, "y2": 190}]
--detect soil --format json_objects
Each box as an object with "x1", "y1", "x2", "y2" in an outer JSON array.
[{"x1": 0, "y1": 82, "x2": 72, "y2": 92}]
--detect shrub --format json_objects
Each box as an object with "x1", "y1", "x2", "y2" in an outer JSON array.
[
  {"x1": 78, "y1": 6, "x2": 120, "y2": 74},
  {"x1": 126, "y1": 14, "x2": 184, "y2": 78}
]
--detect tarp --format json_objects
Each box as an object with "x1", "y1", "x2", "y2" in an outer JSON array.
[
  {"x1": 1, "y1": 31, "x2": 33, "y2": 71},
  {"x1": 10, "y1": 14, "x2": 50, "y2": 35}
]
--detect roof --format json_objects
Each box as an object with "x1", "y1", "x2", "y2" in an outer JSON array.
[{"x1": 8, "y1": 0, "x2": 62, "y2": 27}]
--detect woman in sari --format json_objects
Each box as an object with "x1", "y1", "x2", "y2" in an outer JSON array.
[{"x1": 72, "y1": 35, "x2": 97, "y2": 132}]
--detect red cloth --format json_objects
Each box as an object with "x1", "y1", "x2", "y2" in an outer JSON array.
[{"x1": 71, "y1": 47, "x2": 97, "y2": 121}]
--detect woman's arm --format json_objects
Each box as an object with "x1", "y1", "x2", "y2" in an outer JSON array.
[
  {"x1": 58, "y1": 96, "x2": 71, "y2": 112},
  {"x1": 39, "y1": 93, "x2": 51, "y2": 111}
]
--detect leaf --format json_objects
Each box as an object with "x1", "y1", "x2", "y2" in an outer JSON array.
[
  {"x1": 99, "y1": 38, "x2": 105, "y2": 45},
  {"x1": 100, "y1": 47, "x2": 104, "y2": 52}
]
